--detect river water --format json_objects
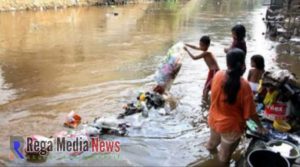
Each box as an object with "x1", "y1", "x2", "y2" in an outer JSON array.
[{"x1": 0, "y1": 0, "x2": 292, "y2": 166}]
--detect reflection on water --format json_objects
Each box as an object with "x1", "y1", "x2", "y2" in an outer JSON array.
[
  {"x1": 0, "y1": 4, "x2": 163, "y2": 99},
  {"x1": 0, "y1": 66, "x2": 16, "y2": 105},
  {"x1": 0, "y1": 0, "x2": 283, "y2": 166}
]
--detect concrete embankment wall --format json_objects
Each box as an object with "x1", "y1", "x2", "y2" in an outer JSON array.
[{"x1": 0, "y1": 0, "x2": 137, "y2": 12}]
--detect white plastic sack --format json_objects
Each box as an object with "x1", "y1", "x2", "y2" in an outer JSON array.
[{"x1": 154, "y1": 42, "x2": 185, "y2": 88}]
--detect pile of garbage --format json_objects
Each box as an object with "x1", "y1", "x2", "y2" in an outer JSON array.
[
  {"x1": 254, "y1": 69, "x2": 300, "y2": 123},
  {"x1": 245, "y1": 69, "x2": 300, "y2": 166},
  {"x1": 117, "y1": 91, "x2": 166, "y2": 119},
  {"x1": 23, "y1": 42, "x2": 185, "y2": 162}
]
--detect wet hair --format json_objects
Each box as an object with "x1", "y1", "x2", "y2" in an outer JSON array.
[
  {"x1": 251, "y1": 55, "x2": 265, "y2": 70},
  {"x1": 231, "y1": 24, "x2": 246, "y2": 41},
  {"x1": 200, "y1": 36, "x2": 210, "y2": 47},
  {"x1": 224, "y1": 48, "x2": 246, "y2": 104}
]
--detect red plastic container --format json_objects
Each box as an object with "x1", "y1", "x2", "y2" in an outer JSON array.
[{"x1": 264, "y1": 103, "x2": 287, "y2": 121}]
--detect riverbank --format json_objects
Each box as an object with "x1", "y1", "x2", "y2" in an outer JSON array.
[{"x1": 0, "y1": 0, "x2": 140, "y2": 12}]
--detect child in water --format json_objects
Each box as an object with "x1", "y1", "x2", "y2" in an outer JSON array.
[
  {"x1": 184, "y1": 36, "x2": 220, "y2": 98},
  {"x1": 248, "y1": 55, "x2": 265, "y2": 93},
  {"x1": 224, "y1": 24, "x2": 247, "y2": 54}
]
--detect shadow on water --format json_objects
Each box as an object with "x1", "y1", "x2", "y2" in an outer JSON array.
[{"x1": 0, "y1": 0, "x2": 285, "y2": 166}]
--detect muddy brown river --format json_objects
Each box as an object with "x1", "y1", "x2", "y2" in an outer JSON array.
[{"x1": 0, "y1": 0, "x2": 298, "y2": 166}]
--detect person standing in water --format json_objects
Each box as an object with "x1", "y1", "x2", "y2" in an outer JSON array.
[
  {"x1": 184, "y1": 36, "x2": 220, "y2": 99},
  {"x1": 224, "y1": 24, "x2": 247, "y2": 54},
  {"x1": 206, "y1": 48, "x2": 266, "y2": 166}
]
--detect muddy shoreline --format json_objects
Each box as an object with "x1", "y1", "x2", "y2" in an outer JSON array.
[{"x1": 0, "y1": 0, "x2": 143, "y2": 12}]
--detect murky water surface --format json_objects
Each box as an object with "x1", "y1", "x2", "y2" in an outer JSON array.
[{"x1": 0, "y1": 0, "x2": 296, "y2": 166}]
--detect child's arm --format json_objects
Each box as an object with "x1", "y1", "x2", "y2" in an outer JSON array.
[
  {"x1": 184, "y1": 47, "x2": 205, "y2": 60},
  {"x1": 185, "y1": 43, "x2": 200, "y2": 50}
]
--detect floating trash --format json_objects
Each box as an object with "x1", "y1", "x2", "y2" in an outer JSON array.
[{"x1": 64, "y1": 111, "x2": 82, "y2": 128}]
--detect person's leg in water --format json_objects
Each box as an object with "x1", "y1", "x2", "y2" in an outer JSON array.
[
  {"x1": 203, "y1": 69, "x2": 217, "y2": 101},
  {"x1": 218, "y1": 132, "x2": 241, "y2": 167},
  {"x1": 200, "y1": 93, "x2": 210, "y2": 121},
  {"x1": 205, "y1": 130, "x2": 241, "y2": 167},
  {"x1": 202, "y1": 88, "x2": 209, "y2": 101},
  {"x1": 205, "y1": 128, "x2": 220, "y2": 154}
]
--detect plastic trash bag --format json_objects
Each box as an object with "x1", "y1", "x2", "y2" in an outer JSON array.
[
  {"x1": 131, "y1": 114, "x2": 145, "y2": 129},
  {"x1": 64, "y1": 111, "x2": 81, "y2": 128},
  {"x1": 80, "y1": 124, "x2": 101, "y2": 137},
  {"x1": 262, "y1": 69, "x2": 296, "y2": 87},
  {"x1": 117, "y1": 102, "x2": 145, "y2": 119},
  {"x1": 118, "y1": 92, "x2": 166, "y2": 119},
  {"x1": 91, "y1": 117, "x2": 129, "y2": 136},
  {"x1": 154, "y1": 42, "x2": 185, "y2": 92}
]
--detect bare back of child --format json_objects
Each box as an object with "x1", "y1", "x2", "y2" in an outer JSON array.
[
  {"x1": 248, "y1": 55, "x2": 265, "y2": 93},
  {"x1": 248, "y1": 68, "x2": 264, "y2": 83},
  {"x1": 202, "y1": 51, "x2": 219, "y2": 70}
]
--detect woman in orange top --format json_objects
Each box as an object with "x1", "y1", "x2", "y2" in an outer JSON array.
[{"x1": 206, "y1": 48, "x2": 266, "y2": 166}]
